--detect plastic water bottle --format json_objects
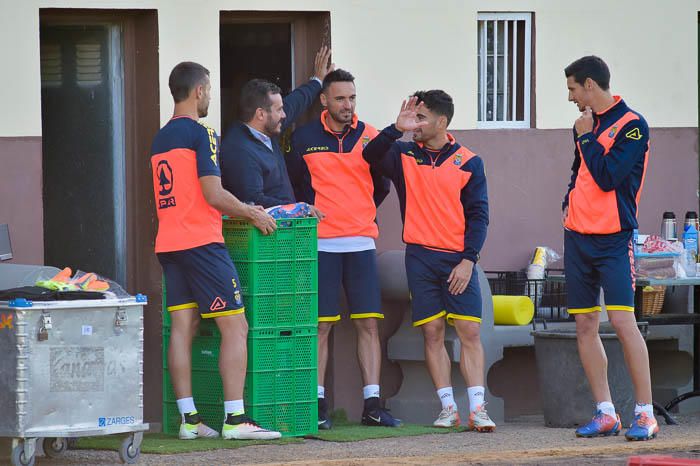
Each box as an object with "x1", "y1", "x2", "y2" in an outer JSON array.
[{"x1": 683, "y1": 222, "x2": 698, "y2": 265}]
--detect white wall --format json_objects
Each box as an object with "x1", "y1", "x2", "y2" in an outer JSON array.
[
  {"x1": 1, "y1": 0, "x2": 697, "y2": 137},
  {"x1": 528, "y1": 0, "x2": 698, "y2": 129},
  {"x1": 0, "y1": 1, "x2": 42, "y2": 136}
]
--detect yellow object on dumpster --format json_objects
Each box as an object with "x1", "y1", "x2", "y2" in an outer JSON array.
[{"x1": 493, "y1": 295, "x2": 535, "y2": 325}]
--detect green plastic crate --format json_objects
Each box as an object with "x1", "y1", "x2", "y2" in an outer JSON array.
[
  {"x1": 163, "y1": 366, "x2": 315, "y2": 410},
  {"x1": 243, "y1": 292, "x2": 317, "y2": 329},
  {"x1": 223, "y1": 217, "x2": 317, "y2": 263},
  {"x1": 163, "y1": 399, "x2": 317, "y2": 437},
  {"x1": 235, "y1": 259, "x2": 317, "y2": 296},
  {"x1": 162, "y1": 326, "x2": 318, "y2": 437},
  {"x1": 163, "y1": 293, "x2": 317, "y2": 330},
  {"x1": 163, "y1": 365, "x2": 315, "y2": 411},
  {"x1": 244, "y1": 368, "x2": 316, "y2": 406},
  {"x1": 163, "y1": 328, "x2": 221, "y2": 370},
  {"x1": 247, "y1": 401, "x2": 317, "y2": 437},
  {"x1": 163, "y1": 369, "x2": 224, "y2": 405},
  {"x1": 248, "y1": 327, "x2": 317, "y2": 372},
  {"x1": 163, "y1": 326, "x2": 318, "y2": 372},
  {"x1": 162, "y1": 402, "x2": 314, "y2": 436},
  {"x1": 162, "y1": 308, "x2": 220, "y2": 332}
]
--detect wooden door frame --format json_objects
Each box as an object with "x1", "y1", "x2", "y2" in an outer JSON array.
[
  {"x1": 219, "y1": 11, "x2": 331, "y2": 88},
  {"x1": 40, "y1": 9, "x2": 162, "y2": 424},
  {"x1": 220, "y1": 11, "x2": 331, "y2": 127}
]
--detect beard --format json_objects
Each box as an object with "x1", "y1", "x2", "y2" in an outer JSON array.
[
  {"x1": 329, "y1": 109, "x2": 353, "y2": 125},
  {"x1": 264, "y1": 116, "x2": 282, "y2": 136},
  {"x1": 197, "y1": 103, "x2": 209, "y2": 118}
]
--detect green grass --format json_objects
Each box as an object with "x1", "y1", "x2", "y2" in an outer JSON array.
[
  {"x1": 306, "y1": 410, "x2": 466, "y2": 442},
  {"x1": 75, "y1": 411, "x2": 466, "y2": 452},
  {"x1": 75, "y1": 433, "x2": 302, "y2": 454}
]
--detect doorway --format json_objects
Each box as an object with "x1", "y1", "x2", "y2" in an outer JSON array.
[
  {"x1": 40, "y1": 23, "x2": 126, "y2": 283},
  {"x1": 39, "y1": 9, "x2": 161, "y2": 422},
  {"x1": 219, "y1": 11, "x2": 331, "y2": 137}
]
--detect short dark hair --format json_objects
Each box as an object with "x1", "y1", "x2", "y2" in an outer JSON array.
[
  {"x1": 413, "y1": 90, "x2": 454, "y2": 125},
  {"x1": 239, "y1": 79, "x2": 282, "y2": 122},
  {"x1": 322, "y1": 69, "x2": 355, "y2": 91},
  {"x1": 564, "y1": 56, "x2": 610, "y2": 91},
  {"x1": 169, "y1": 62, "x2": 209, "y2": 103}
]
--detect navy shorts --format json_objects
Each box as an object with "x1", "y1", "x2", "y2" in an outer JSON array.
[
  {"x1": 318, "y1": 250, "x2": 382, "y2": 322},
  {"x1": 405, "y1": 244, "x2": 482, "y2": 327},
  {"x1": 564, "y1": 229, "x2": 635, "y2": 314},
  {"x1": 158, "y1": 242, "x2": 245, "y2": 319}
]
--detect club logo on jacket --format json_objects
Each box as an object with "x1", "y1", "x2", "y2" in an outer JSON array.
[{"x1": 362, "y1": 135, "x2": 371, "y2": 148}]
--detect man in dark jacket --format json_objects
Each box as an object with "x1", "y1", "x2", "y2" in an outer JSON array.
[{"x1": 220, "y1": 46, "x2": 333, "y2": 210}]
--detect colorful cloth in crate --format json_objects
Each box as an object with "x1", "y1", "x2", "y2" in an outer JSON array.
[{"x1": 265, "y1": 202, "x2": 312, "y2": 219}]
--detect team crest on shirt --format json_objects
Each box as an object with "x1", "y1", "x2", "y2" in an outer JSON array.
[
  {"x1": 156, "y1": 160, "x2": 176, "y2": 209},
  {"x1": 608, "y1": 126, "x2": 618, "y2": 138},
  {"x1": 234, "y1": 291, "x2": 242, "y2": 306},
  {"x1": 362, "y1": 135, "x2": 371, "y2": 148},
  {"x1": 454, "y1": 153, "x2": 463, "y2": 166}
]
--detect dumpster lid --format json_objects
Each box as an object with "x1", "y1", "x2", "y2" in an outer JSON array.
[{"x1": 2, "y1": 295, "x2": 147, "y2": 309}]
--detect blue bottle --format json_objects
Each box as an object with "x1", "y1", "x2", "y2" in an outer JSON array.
[{"x1": 683, "y1": 222, "x2": 698, "y2": 258}]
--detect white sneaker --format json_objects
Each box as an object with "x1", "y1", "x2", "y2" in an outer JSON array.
[
  {"x1": 178, "y1": 420, "x2": 220, "y2": 440},
  {"x1": 468, "y1": 404, "x2": 496, "y2": 432},
  {"x1": 433, "y1": 405, "x2": 461, "y2": 428},
  {"x1": 222, "y1": 415, "x2": 282, "y2": 440}
]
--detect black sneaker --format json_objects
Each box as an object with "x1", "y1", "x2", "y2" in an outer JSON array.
[
  {"x1": 361, "y1": 397, "x2": 402, "y2": 427},
  {"x1": 318, "y1": 398, "x2": 332, "y2": 430}
]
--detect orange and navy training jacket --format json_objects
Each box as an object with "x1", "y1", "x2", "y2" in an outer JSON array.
[
  {"x1": 286, "y1": 112, "x2": 390, "y2": 239},
  {"x1": 362, "y1": 125, "x2": 489, "y2": 263},
  {"x1": 151, "y1": 116, "x2": 224, "y2": 253},
  {"x1": 563, "y1": 96, "x2": 650, "y2": 235}
]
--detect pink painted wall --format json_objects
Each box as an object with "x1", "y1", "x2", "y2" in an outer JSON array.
[{"x1": 0, "y1": 137, "x2": 44, "y2": 265}]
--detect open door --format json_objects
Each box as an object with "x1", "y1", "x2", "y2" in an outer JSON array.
[
  {"x1": 40, "y1": 9, "x2": 161, "y2": 422},
  {"x1": 40, "y1": 23, "x2": 127, "y2": 283},
  {"x1": 219, "y1": 11, "x2": 331, "y2": 137}
]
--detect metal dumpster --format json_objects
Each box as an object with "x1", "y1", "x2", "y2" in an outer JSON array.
[{"x1": 0, "y1": 295, "x2": 149, "y2": 465}]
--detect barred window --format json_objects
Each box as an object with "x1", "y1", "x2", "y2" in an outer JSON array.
[{"x1": 477, "y1": 13, "x2": 532, "y2": 128}]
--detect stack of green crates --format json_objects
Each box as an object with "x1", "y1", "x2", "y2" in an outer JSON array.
[{"x1": 162, "y1": 217, "x2": 319, "y2": 437}]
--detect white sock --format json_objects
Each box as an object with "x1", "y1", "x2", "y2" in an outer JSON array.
[
  {"x1": 318, "y1": 386, "x2": 325, "y2": 399},
  {"x1": 596, "y1": 401, "x2": 616, "y2": 417},
  {"x1": 634, "y1": 402, "x2": 653, "y2": 417},
  {"x1": 176, "y1": 397, "x2": 196, "y2": 415},
  {"x1": 467, "y1": 386, "x2": 485, "y2": 412},
  {"x1": 363, "y1": 384, "x2": 380, "y2": 400},
  {"x1": 437, "y1": 387, "x2": 456, "y2": 410},
  {"x1": 224, "y1": 399, "x2": 244, "y2": 416}
]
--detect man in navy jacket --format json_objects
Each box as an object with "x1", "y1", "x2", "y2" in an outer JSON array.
[{"x1": 220, "y1": 47, "x2": 333, "y2": 209}]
